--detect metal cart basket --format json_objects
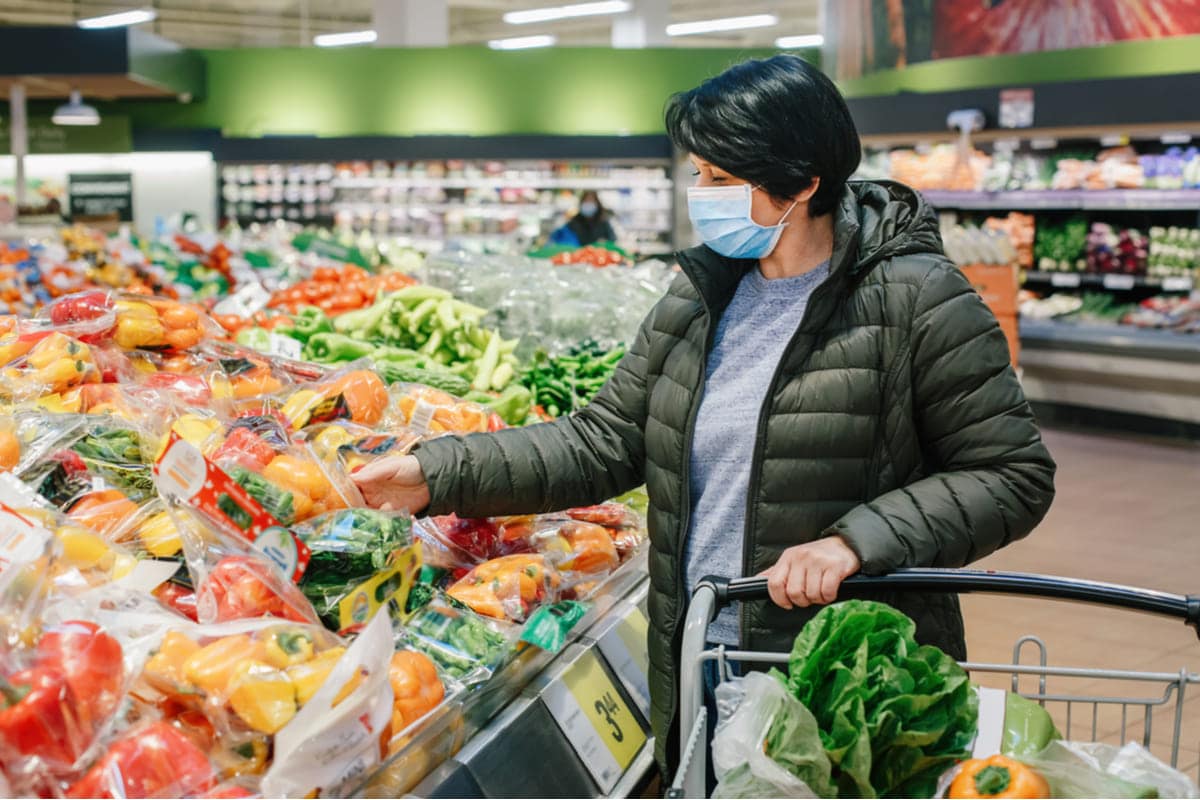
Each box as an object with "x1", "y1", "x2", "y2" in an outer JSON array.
[{"x1": 670, "y1": 568, "x2": 1200, "y2": 798}]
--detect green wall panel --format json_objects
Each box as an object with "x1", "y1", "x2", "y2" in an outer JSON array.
[{"x1": 117, "y1": 46, "x2": 790, "y2": 138}]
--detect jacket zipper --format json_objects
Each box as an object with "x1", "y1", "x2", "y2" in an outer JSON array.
[{"x1": 738, "y1": 275, "x2": 841, "y2": 648}]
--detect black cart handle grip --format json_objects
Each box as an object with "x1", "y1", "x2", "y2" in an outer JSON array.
[{"x1": 698, "y1": 568, "x2": 1200, "y2": 636}]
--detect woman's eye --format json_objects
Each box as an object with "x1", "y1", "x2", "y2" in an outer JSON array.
[{"x1": 690, "y1": 170, "x2": 700, "y2": 177}]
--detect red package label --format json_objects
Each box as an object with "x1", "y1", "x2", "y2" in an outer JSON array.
[
  {"x1": 155, "y1": 433, "x2": 310, "y2": 582},
  {"x1": 308, "y1": 393, "x2": 351, "y2": 425}
]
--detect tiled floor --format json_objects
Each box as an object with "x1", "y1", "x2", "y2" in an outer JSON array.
[{"x1": 962, "y1": 427, "x2": 1200, "y2": 775}]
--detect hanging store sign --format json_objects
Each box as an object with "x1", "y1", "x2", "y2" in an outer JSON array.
[
  {"x1": 68, "y1": 172, "x2": 133, "y2": 222},
  {"x1": 0, "y1": 115, "x2": 132, "y2": 154}
]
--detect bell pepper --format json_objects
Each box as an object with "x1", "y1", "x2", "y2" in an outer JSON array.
[
  {"x1": 389, "y1": 651, "x2": 444, "y2": 734},
  {"x1": 143, "y1": 373, "x2": 212, "y2": 406},
  {"x1": 227, "y1": 660, "x2": 298, "y2": 734},
  {"x1": 0, "y1": 667, "x2": 81, "y2": 768},
  {"x1": 138, "y1": 511, "x2": 183, "y2": 558},
  {"x1": 144, "y1": 630, "x2": 202, "y2": 697},
  {"x1": 303, "y1": 332, "x2": 376, "y2": 363},
  {"x1": 263, "y1": 628, "x2": 315, "y2": 669},
  {"x1": 264, "y1": 454, "x2": 331, "y2": 504},
  {"x1": 204, "y1": 555, "x2": 312, "y2": 623},
  {"x1": 289, "y1": 306, "x2": 332, "y2": 343},
  {"x1": 212, "y1": 426, "x2": 277, "y2": 473},
  {"x1": 66, "y1": 489, "x2": 139, "y2": 535},
  {"x1": 235, "y1": 327, "x2": 272, "y2": 352},
  {"x1": 324, "y1": 369, "x2": 388, "y2": 426},
  {"x1": 34, "y1": 620, "x2": 123, "y2": 734},
  {"x1": 66, "y1": 720, "x2": 216, "y2": 799},
  {"x1": 948, "y1": 755, "x2": 1050, "y2": 799},
  {"x1": 113, "y1": 300, "x2": 167, "y2": 349},
  {"x1": 286, "y1": 646, "x2": 346, "y2": 706},
  {"x1": 153, "y1": 581, "x2": 199, "y2": 622},
  {"x1": 447, "y1": 554, "x2": 558, "y2": 621},
  {"x1": 560, "y1": 521, "x2": 619, "y2": 575},
  {"x1": 211, "y1": 735, "x2": 269, "y2": 779},
  {"x1": 184, "y1": 634, "x2": 261, "y2": 696},
  {"x1": 49, "y1": 290, "x2": 113, "y2": 326}
]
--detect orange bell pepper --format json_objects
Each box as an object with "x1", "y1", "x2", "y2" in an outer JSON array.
[
  {"x1": 68, "y1": 489, "x2": 139, "y2": 535},
  {"x1": 447, "y1": 554, "x2": 558, "y2": 621},
  {"x1": 389, "y1": 651, "x2": 444, "y2": 735},
  {"x1": 560, "y1": 521, "x2": 619, "y2": 575},
  {"x1": 948, "y1": 755, "x2": 1050, "y2": 799}
]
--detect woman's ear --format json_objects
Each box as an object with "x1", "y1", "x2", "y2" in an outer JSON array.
[{"x1": 793, "y1": 177, "x2": 820, "y2": 205}]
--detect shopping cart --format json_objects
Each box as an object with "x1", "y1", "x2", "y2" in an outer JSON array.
[{"x1": 670, "y1": 568, "x2": 1200, "y2": 798}]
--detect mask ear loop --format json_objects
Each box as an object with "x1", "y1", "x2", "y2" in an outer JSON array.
[{"x1": 751, "y1": 185, "x2": 800, "y2": 226}]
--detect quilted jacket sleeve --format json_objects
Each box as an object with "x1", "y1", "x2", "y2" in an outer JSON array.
[
  {"x1": 829, "y1": 263, "x2": 1056, "y2": 572},
  {"x1": 411, "y1": 312, "x2": 652, "y2": 518}
]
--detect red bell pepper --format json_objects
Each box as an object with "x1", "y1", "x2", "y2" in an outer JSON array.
[
  {"x1": 48, "y1": 291, "x2": 113, "y2": 326},
  {"x1": 432, "y1": 514, "x2": 500, "y2": 561},
  {"x1": 0, "y1": 667, "x2": 82, "y2": 768},
  {"x1": 212, "y1": 427, "x2": 276, "y2": 473},
  {"x1": 153, "y1": 581, "x2": 199, "y2": 622},
  {"x1": 142, "y1": 373, "x2": 212, "y2": 407},
  {"x1": 204, "y1": 555, "x2": 311, "y2": 623},
  {"x1": 34, "y1": 620, "x2": 123, "y2": 734},
  {"x1": 66, "y1": 721, "x2": 216, "y2": 799}
]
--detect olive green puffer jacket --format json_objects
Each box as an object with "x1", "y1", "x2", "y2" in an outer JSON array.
[{"x1": 413, "y1": 180, "x2": 1056, "y2": 773}]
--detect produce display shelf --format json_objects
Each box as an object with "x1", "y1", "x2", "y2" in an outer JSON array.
[
  {"x1": 922, "y1": 189, "x2": 1200, "y2": 211},
  {"x1": 333, "y1": 177, "x2": 675, "y2": 191},
  {"x1": 1022, "y1": 271, "x2": 1194, "y2": 292},
  {"x1": 1020, "y1": 318, "x2": 1200, "y2": 362},
  {"x1": 333, "y1": 201, "x2": 563, "y2": 216},
  {"x1": 359, "y1": 556, "x2": 653, "y2": 799}
]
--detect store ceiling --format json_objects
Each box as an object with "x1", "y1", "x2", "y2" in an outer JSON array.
[{"x1": 0, "y1": 0, "x2": 820, "y2": 48}]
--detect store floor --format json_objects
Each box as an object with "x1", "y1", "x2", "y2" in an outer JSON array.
[{"x1": 962, "y1": 427, "x2": 1200, "y2": 775}]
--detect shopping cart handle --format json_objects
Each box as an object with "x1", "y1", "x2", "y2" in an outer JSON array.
[{"x1": 701, "y1": 569, "x2": 1200, "y2": 637}]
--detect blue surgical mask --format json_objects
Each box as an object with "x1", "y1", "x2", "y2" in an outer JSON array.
[
  {"x1": 686, "y1": 183, "x2": 798, "y2": 259},
  {"x1": 580, "y1": 201, "x2": 598, "y2": 218}
]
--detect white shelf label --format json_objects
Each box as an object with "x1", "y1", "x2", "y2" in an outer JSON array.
[
  {"x1": 213, "y1": 280, "x2": 271, "y2": 318},
  {"x1": 269, "y1": 334, "x2": 303, "y2": 361},
  {"x1": 1102, "y1": 274, "x2": 1137, "y2": 290},
  {"x1": 1162, "y1": 277, "x2": 1193, "y2": 292},
  {"x1": 597, "y1": 607, "x2": 651, "y2": 719},
  {"x1": 1050, "y1": 273, "x2": 1081, "y2": 288},
  {"x1": 542, "y1": 650, "x2": 647, "y2": 794}
]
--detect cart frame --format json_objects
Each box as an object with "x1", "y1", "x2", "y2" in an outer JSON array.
[{"x1": 670, "y1": 568, "x2": 1200, "y2": 799}]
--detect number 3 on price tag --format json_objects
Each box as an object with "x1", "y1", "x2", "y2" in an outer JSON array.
[{"x1": 543, "y1": 650, "x2": 646, "y2": 793}]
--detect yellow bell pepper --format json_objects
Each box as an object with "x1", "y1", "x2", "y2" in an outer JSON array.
[
  {"x1": 282, "y1": 389, "x2": 321, "y2": 430},
  {"x1": 209, "y1": 374, "x2": 233, "y2": 401},
  {"x1": 228, "y1": 660, "x2": 298, "y2": 734},
  {"x1": 312, "y1": 425, "x2": 354, "y2": 458},
  {"x1": 34, "y1": 391, "x2": 84, "y2": 414},
  {"x1": 286, "y1": 646, "x2": 346, "y2": 706},
  {"x1": 113, "y1": 301, "x2": 166, "y2": 349},
  {"x1": 0, "y1": 334, "x2": 35, "y2": 366},
  {"x1": 56, "y1": 524, "x2": 115, "y2": 570},
  {"x1": 33, "y1": 358, "x2": 95, "y2": 394},
  {"x1": 26, "y1": 333, "x2": 87, "y2": 369},
  {"x1": 138, "y1": 512, "x2": 182, "y2": 558},
  {"x1": 184, "y1": 634, "x2": 264, "y2": 697},
  {"x1": 212, "y1": 736, "x2": 269, "y2": 779},
  {"x1": 145, "y1": 630, "x2": 202, "y2": 696},
  {"x1": 263, "y1": 628, "x2": 315, "y2": 669}
]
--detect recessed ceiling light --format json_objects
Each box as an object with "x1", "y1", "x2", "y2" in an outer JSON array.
[
  {"x1": 504, "y1": 1, "x2": 631, "y2": 25},
  {"x1": 488, "y1": 34, "x2": 557, "y2": 50},
  {"x1": 77, "y1": 8, "x2": 156, "y2": 29},
  {"x1": 775, "y1": 34, "x2": 824, "y2": 48},
  {"x1": 666, "y1": 14, "x2": 778, "y2": 37},
  {"x1": 313, "y1": 29, "x2": 377, "y2": 47}
]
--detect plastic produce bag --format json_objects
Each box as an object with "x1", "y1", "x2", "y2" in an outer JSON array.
[
  {"x1": 1022, "y1": 741, "x2": 1199, "y2": 799},
  {"x1": 261, "y1": 610, "x2": 395, "y2": 798},
  {"x1": 396, "y1": 591, "x2": 517, "y2": 684},
  {"x1": 292, "y1": 508, "x2": 418, "y2": 633},
  {"x1": 1002, "y1": 691, "x2": 1061, "y2": 757},
  {"x1": 445, "y1": 553, "x2": 561, "y2": 623},
  {"x1": 710, "y1": 671, "x2": 832, "y2": 799}
]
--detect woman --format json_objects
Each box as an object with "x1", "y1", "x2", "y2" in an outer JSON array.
[
  {"x1": 548, "y1": 190, "x2": 617, "y2": 247},
  {"x1": 354, "y1": 55, "x2": 1056, "y2": 772}
]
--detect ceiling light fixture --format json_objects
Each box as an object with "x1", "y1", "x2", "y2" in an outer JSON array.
[
  {"x1": 488, "y1": 34, "x2": 557, "y2": 50},
  {"x1": 503, "y1": 1, "x2": 630, "y2": 25},
  {"x1": 52, "y1": 90, "x2": 101, "y2": 126},
  {"x1": 77, "y1": 8, "x2": 156, "y2": 29},
  {"x1": 775, "y1": 34, "x2": 825, "y2": 48},
  {"x1": 313, "y1": 29, "x2": 377, "y2": 47},
  {"x1": 666, "y1": 14, "x2": 778, "y2": 37}
]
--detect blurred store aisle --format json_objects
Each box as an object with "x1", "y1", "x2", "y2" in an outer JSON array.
[{"x1": 964, "y1": 428, "x2": 1200, "y2": 774}]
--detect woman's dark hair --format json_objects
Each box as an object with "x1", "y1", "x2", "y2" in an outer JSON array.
[
  {"x1": 577, "y1": 190, "x2": 606, "y2": 218},
  {"x1": 665, "y1": 54, "x2": 861, "y2": 217}
]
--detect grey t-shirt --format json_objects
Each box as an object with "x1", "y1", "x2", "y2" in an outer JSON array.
[{"x1": 684, "y1": 261, "x2": 830, "y2": 644}]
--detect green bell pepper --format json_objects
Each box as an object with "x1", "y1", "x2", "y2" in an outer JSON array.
[
  {"x1": 290, "y1": 306, "x2": 332, "y2": 343},
  {"x1": 303, "y1": 333, "x2": 378, "y2": 364},
  {"x1": 236, "y1": 327, "x2": 272, "y2": 353}
]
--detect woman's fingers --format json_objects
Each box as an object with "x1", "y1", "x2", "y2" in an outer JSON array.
[
  {"x1": 819, "y1": 568, "x2": 841, "y2": 605},
  {"x1": 766, "y1": 561, "x2": 793, "y2": 610},
  {"x1": 800, "y1": 565, "x2": 827, "y2": 608}
]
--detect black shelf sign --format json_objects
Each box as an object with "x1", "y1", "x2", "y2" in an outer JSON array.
[{"x1": 69, "y1": 172, "x2": 133, "y2": 222}]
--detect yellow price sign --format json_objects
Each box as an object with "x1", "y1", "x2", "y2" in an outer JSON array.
[{"x1": 544, "y1": 649, "x2": 647, "y2": 792}]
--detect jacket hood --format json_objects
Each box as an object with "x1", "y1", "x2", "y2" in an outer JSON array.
[{"x1": 677, "y1": 179, "x2": 944, "y2": 310}]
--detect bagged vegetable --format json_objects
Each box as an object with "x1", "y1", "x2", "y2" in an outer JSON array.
[
  {"x1": 386, "y1": 384, "x2": 502, "y2": 436},
  {"x1": 775, "y1": 600, "x2": 978, "y2": 798},
  {"x1": 293, "y1": 508, "x2": 418, "y2": 632},
  {"x1": 711, "y1": 671, "x2": 833, "y2": 799},
  {"x1": 1020, "y1": 741, "x2": 1198, "y2": 799},
  {"x1": 445, "y1": 553, "x2": 561, "y2": 623},
  {"x1": 397, "y1": 592, "x2": 517, "y2": 684}
]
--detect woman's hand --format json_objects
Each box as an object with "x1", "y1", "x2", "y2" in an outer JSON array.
[
  {"x1": 351, "y1": 455, "x2": 431, "y2": 514},
  {"x1": 760, "y1": 536, "x2": 861, "y2": 610}
]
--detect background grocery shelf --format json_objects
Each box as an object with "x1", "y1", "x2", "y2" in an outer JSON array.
[
  {"x1": 332, "y1": 177, "x2": 675, "y2": 191},
  {"x1": 922, "y1": 189, "x2": 1200, "y2": 211},
  {"x1": 1022, "y1": 271, "x2": 1194, "y2": 292}
]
